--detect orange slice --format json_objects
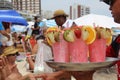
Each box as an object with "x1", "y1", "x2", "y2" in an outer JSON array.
[
  {"x1": 46, "y1": 27, "x2": 58, "y2": 33},
  {"x1": 100, "y1": 28, "x2": 113, "y2": 46},
  {"x1": 81, "y1": 26, "x2": 96, "y2": 44},
  {"x1": 46, "y1": 27, "x2": 59, "y2": 46},
  {"x1": 105, "y1": 28, "x2": 113, "y2": 46}
]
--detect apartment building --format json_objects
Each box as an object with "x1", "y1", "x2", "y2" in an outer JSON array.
[
  {"x1": 70, "y1": 4, "x2": 90, "y2": 19},
  {"x1": 11, "y1": 0, "x2": 41, "y2": 15},
  {"x1": 0, "y1": 0, "x2": 13, "y2": 9}
]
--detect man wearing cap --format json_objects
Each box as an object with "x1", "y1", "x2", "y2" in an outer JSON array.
[
  {"x1": 0, "y1": 46, "x2": 22, "y2": 80},
  {"x1": 101, "y1": 0, "x2": 120, "y2": 80},
  {"x1": 51, "y1": 9, "x2": 75, "y2": 29},
  {"x1": 0, "y1": 46, "x2": 37, "y2": 80}
]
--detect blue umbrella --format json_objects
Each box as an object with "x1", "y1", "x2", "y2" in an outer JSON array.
[{"x1": 0, "y1": 10, "x2": 28, "y2": 26}]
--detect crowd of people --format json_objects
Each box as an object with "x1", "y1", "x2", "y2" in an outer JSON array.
[{"x1": 0, "y1": 0, "x2": 120, "y2": 80}]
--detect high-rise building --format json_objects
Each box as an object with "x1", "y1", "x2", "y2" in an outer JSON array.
[
  {"x1": 0, "y1": 0, "x2": 13, "y2": 9},
  {"x1": 70, "y1": 4, "x2": 90, "y2": 19},
  {"x1": 11, "y1": 0, "x2": 41, "y2": 15}
]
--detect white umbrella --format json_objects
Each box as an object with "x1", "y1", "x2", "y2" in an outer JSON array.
[{"x1": 74, "y1": 14, "x2": 120, "y2": 28}]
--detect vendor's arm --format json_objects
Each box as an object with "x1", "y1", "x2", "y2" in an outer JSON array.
[
  {"x1": 70, "y1": 71, "x2": 95, "y2": 80},
  {"x1": 36, "y1": 70, "x2": 70, "y2": 80}
]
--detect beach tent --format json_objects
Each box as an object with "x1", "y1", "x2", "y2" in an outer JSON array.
[
  {"x1": 0, "y1": 10, "x2": 28, "y2": 26},
  {"x1": 74, "y1": 14, "x2": 120, "y2": 28}
]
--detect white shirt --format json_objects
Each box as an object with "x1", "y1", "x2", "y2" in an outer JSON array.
[{"x1": 62, "y1": 19, "x2": 74, "y2": 28}]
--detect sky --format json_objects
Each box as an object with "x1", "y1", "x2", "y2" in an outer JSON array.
[{"x1": 41, "y1": 0, "x2": 112, "y2": 17}]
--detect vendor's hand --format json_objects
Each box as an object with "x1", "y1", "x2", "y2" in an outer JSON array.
[
  {"x1": 35, "y1": 71, "x2": 69, "y2": 80},
  {"x1": 70, "y1": 71, "x2": 95, "y2": 80}
]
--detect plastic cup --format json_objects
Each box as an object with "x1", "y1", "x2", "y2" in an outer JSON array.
[
  {"x1": 89, "y1": 38, "x2": 106, "y2": 62},
  {"x1": 69, "y1": 38, "x2": 88, "y2": 63},
  {"x1": 52, "y1": 33, "x2": 70, "y2": 62}
]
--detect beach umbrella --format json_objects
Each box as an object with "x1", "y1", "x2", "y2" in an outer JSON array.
[
  {"x1": 74, "y1": 14, "x2": 120, "y2": 28},
  {"x1": 11, "y1": 25, "x2": 27, "y2": 32},
  {"x1": 39, "y1": 19, "x2": 57, "y2": 27},
  {"x1": 0, "y1": 10, "x2": 28, "y2": 26}
]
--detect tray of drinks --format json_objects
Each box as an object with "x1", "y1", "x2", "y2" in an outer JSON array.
[{"x1": 45, "y1": 57, "x2": 120, "y2": 71}]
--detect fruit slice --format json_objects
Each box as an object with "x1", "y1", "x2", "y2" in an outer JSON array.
[
  {"x1": 63, "y1": 30, "x2": 75, "y2": 42},
  {"x1": 81, "y1": 26, "x2": 96, "y2": 44},
  {"x1": 106, "y1": 36, "x2": 112, "y2": 46},
  {"x1": 95, "y1": 27, "x2": 101, "y2": 39},
  {"x1": 72, "y1": 26, "x2": 81, "y2": 38},
  {"x1": 46, "y1": 32, "x2": 56, "y2": 45},
  {"x1": 46, "y1": 27, "x2": 58, "y2": 33},
  {"x1": 46, "y1": 27, "x2": 59, "y2": 45},
  {"x1": 105, "y1": 28, "x2": 113, "y2": 46},
  {"x1": 54, "y1": 31, "x2": 60, "y2": 42},
  {"x1": 100, "y1": 28, "x2": 108, "y2": 39},
  {"x1": 95, "y1": 27, "x2": 113, "y2": 46}
]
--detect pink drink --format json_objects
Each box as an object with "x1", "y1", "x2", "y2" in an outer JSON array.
[
  {"x1": 52, "y1": 33, "x2": 70, "y2": 62},
  {"x1": 89, "y1": 38, "x2": 106, "y2": 62},
  {"x1": 69, "y1": 38, "x2": 88, "y2": 63}
]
